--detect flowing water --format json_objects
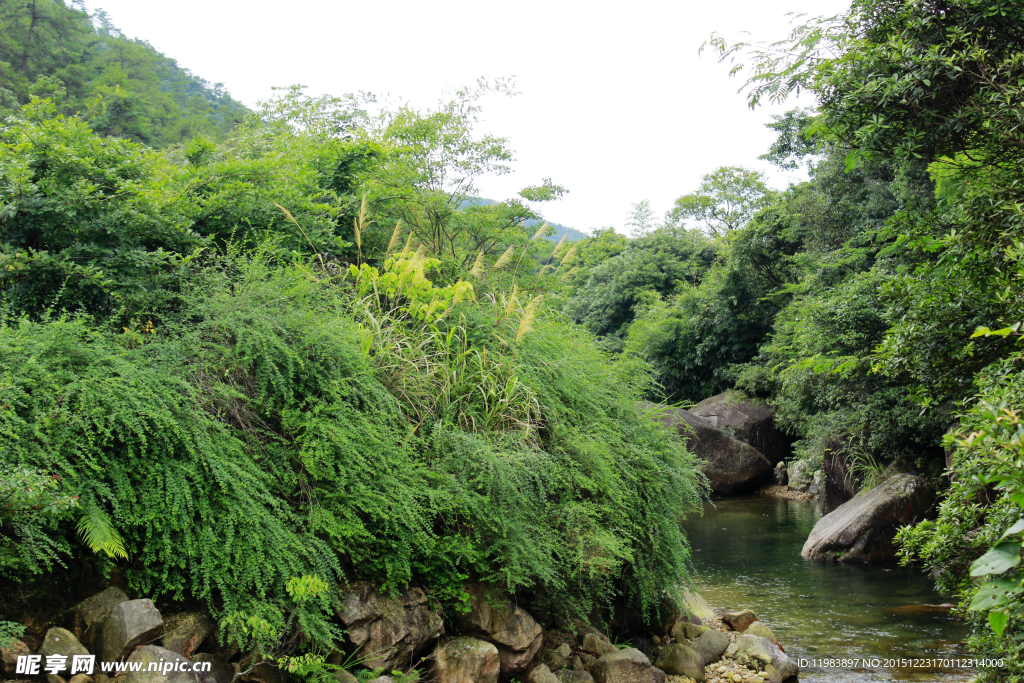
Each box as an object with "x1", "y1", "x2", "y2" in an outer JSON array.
[{"x1": 682, "y1": 495, "x2": 975, "y2": 682}]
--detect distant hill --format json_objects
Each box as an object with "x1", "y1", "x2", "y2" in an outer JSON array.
[
  {"x1": 0, "y1": 0, "x2": 248, "y2": 146},
  {"x1": 462, "y1": 198, "x2": 588, "y2": 242}
]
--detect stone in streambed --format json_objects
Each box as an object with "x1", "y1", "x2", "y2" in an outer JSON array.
[
  {"x1": 689, "y1": 391, "x2": 789, "y2": 465},
  {"x1": 653, "y1": 643, "x2": 704, "y2": 681},
  {"x1": 643, "y1": 404, "x2": 773, "y2": 495},
  {"x1": 801, "y1": 473, "x2": 934, "y2": 563},
  {"x1": 692, "y1": 629, "x2": 730, "y2": 665},
  {"x1": 671, "y1": 622, "x2": 709, "y2": 641},
  {"x1": 720, "y1": 610, "x2": 758, "y2": 632},
  {"x1": 742, "y1": 622, "x2": 778, "y2": 647},
  {"x1": 591, "y1": 649, "x2": 659, "y2": 683},
  {"x1": 723, "y1": 636, "x2": 797, "y2": 681}
]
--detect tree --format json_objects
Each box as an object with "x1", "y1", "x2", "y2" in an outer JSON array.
[
  {"x1": 625, "y1": 199, "x2": 657, "y2": 237},
  {"x1": 664, "y1": 166, "x2": 773, "y2": 236}
]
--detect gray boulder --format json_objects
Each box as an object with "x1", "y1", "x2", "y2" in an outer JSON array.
[
  {"x1": 653, "y1": 644, "x2": 704, "y2": 681},
  {"x1": 724, "y1": 635, "x2": 797, "y2": 681},
  {"x1": 528, "y1": 664, "x2": 561, "y2": 683},
  {"x1": 434, "y1": 637, "x2": 500, "y2": 683},
  {"x1": 773, "y1": 462, "x2": 788, "y2": 487},
  {"x1": 591, "y1": 649, "x2": 658, "y2": 683},
  {"x1": 669, "y1": 622, "x2": 708, "y2": 641},
  {"x1": 743, "y1": 622, "x2": 778, "y2": 647},
  {"x1": 581, "y1": 633, "x2": 617, "y2": 657},
  {"x1": 69, "y1": 587, "x2": 130, "y2": 649},
  {"x1": 690, "y1": 392, "x2": 788, "y2": 465},
  {"x1": 556, "y1": 671, "x2": 595, "y2": 683},
  {"x1": 1, "y1": 638, "x2": 31, "y2": 676},
  {"x1": 455, "y1": 584, "x2": 543, "y2": 673},
  {"x1": 40, "y1": 628, "x2": 90, "y2": 674},
  {"x1": 94, "y1": 599, "x2": 164, "y2": 663},
  {"x1": 332, "y1": 670, "x2": 359, "y2": 683},
  {"x1": 160, "y1": 613, "x2": 212, "y2": 658},
  {"x1": 681, "y1": 590, "x2": 716, "y2": 621},
  {"x1": 336, "y1": 583, "x2": 443, "y2": 671},
  {"x1": 691, "y1": 629, "x2": 729, "y2": 666},
  {"x1": 787, "y1": 459, "x2": 817, "y2": 493},
  {"x1": 801, "y1": 473, "x2": 934, "y2": 563},
  {"x1": 125, "y1": 646, "x2": 203, "y2": 683},
  {"x1": 191, "y1": 653, "x2": 234, "y2": 683},
  {"x1": 644, "y1": 404, "x2": 772, "y2": 495}
]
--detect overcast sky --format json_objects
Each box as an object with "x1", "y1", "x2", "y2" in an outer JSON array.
[{"x1": 87, "y1": 0, "x2": 849, "y2": 234}]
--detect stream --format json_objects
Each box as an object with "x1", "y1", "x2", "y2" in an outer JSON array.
[{"x1": 682, "y1": 495, "x2": 974, "y2": 682}]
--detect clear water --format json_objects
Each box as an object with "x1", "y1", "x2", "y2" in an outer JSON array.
[{"x1": 682, "y1": 495, "x2": 974, "y2": 682}]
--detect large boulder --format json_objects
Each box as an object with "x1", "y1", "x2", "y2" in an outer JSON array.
[
  {"x1": 455, "y1": 585, "x2": 543, "y2": 673},
  {"x1": 528, "y1": 664, "x2": 561, "y2": 683},
  {"x1": 336, "y1": 583, "x2": 443, "y2": 671},
  {"x1": 653, "y1": 644, "x2": 704, "y2": 681},
  {"x1": 160, "y1": 613, "x2": 212, "y2": 658},
  {"x1": 786, "y1": 459, "x2": 817, "y2": 493},
  {"x1": 69, "y1": 587, "x2": 130, "y2": 649},
  {"x1": 643, "y1": 404, "x2": 772, "y2": 495},
  {"x1": 743, "y1": 622, "x2": 778, "y2": 647},
  {"x1": 591, "y1": 649, "x2": 659, "y2": 683},
  {"x1": 40, "y1": 628, "x2": 90, "y2": 674},
  {"x1": 681, "y1": 590, "x2": 715, "y2": 622},
  {"x1": 724, "y1": 635, "x2": 797, "y2": 681},
  {"x1": 125, "y1": 646, "x2": 204, "y2": 683},
  {"x1": 434, "y1": 637, "x2": 500, "y2": 683},
  {"x1": 691, "y1": 630, "x2": 729, "y2": 666},
  {"x1": 94, "y1": 599, "x2": 164, "y2": 663},
  {"x1": 1, "y1": 639, "x2": 31, "y2": 676},
  {"x1": 690, "y1": 392, "x2": 789, "y2": 465},
  {"x1": 801, "y1": 474, "x2": 934, "y2": 563}
]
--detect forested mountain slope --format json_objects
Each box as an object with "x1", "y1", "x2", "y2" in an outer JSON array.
[{"x1": 0, "y1": 0, "x2": 247, "y2": 145}]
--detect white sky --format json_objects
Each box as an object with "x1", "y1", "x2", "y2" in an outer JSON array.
[{"x1": 87, "y1": 0, "x2": 849, "y2": 234}]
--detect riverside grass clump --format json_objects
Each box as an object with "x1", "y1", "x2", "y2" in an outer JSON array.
[{"x1": 0, "y1": 245, "x2": 708, "y2": 651}]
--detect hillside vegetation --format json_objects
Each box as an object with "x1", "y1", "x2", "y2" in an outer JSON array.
[{"x1": 2, "y1": 0, "x2": 1024, "y2": 679}]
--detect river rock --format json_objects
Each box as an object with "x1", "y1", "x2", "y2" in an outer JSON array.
[
  {"x1": 670, "y1": 621, "x2": 708, "y2": 641},
  {"x1": 160, "y1": 613, "x2": 212, "y2": 658},
  {"x1": 69, "y1": 587, "x2": 130, "y2": 649},
  {"x1": 332, "y1": 670, "x2": 359, "y2": 683},
  {"x1": 691, "y1": 629, "x2": 729, "y2": 665},
  {"x1": 557, "y1": 671, "x2": 596, "y2": 683},
  {"x1": 191, "y1": 653, "x2": 233, "y2": 683},
  {"x1": 40, "y1": 628, "x2": 90, "y2": 674},
  {"x1": 337, "y1": 583, "x2": 443, "y2": 671},
  {"x1": 544, "y1": 630, "x2": 579, "y2": 651},
  {"x1": 125, "y1": 646, "x2": 203, "y2": 683},
  {"x1": 773, "y1": 462, "x2": 788, "y2": 486},
  {"x1": 528, "y1": 664, "x2": 561, "y2": 683},
  {"x1": 94, "y1": 599, "x2": 164, "y2": 663},
  {"x1": 456, "y1": 584, "x2": 543, "y2": 673},
  {"x1": 690, "y1": 392, "x2": 788, "y2": 465},
  {"x1": 801, "y1": 473, "x2": 934, "y2": 562},
  {"x1": 434, "y1": 637, "x2": 500, "y2": 683},
  {"x1": 654, "y1": 644, "x2": 704, "y2": 681},
  {"x1": 581, "y1": 633, "x2": 617, "y2": 657},
  {"x1": 591, "y1": 649, "x2": 658, "y2": 683},
  {"x1": 786, "y1": 459, "x2": 816, "y2": 493},
  {"x1": 1, "y1": 639, "x2": 31, "y2": 676},
  {"x1": 743, "y1": 622, "x2": 778, "y2": 647},
  {"x1": 724, "y1": 636, "x2": 797, "y2": 681},
  {"x1": 644, "y1": 404, "x2": 772, "y2": 495},
  {"x1": 681, "y1": 590, "x2": 716, "y2": 621},
  {"x1": 721, "y1": 610, "x2": 758, "y2": 632},
  {"x1": 540, "y1": 648, "x2": 570, "y2": 670}
]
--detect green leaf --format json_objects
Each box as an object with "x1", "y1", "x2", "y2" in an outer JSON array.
[
  {"x1": 990, "y1": 610, "x2": 1009, "y2": 636},
  {"x1": 971, "y1": 326, "x2": 991, "y2": 338},
  {"x1": 970, "y1": 576, "x2": 1024, "y2": 611},
  {"x1": 1001, "y1": 519, "x2": 1024, "y2": 540},
  {"x1": 970, "y1": 543, "x2": 1021, "y2": 576},
  {"x1": 1009, "y1": 492, "x2": 1024, "y2": 507},
  {"x1": 76, "y1": 504, "x2": 128, "y2": 561}
]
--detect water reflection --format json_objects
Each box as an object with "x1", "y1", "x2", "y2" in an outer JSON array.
[{"x1": 682, "y1": 496, "x2": 973, "y2": 682}]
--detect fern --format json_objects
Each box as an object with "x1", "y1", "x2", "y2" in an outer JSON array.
[{"x1": 76, "y1": 503, "x2": 128, "y2": 560}]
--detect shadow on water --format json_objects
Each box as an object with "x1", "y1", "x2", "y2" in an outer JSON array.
[{"x1": 682, "y1": 495, "x2": 974, "y2": 682}]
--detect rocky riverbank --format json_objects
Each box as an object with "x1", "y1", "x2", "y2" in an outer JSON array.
[{"x1": 0, "y1": 584, "x2": 798, "y2": 683}]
